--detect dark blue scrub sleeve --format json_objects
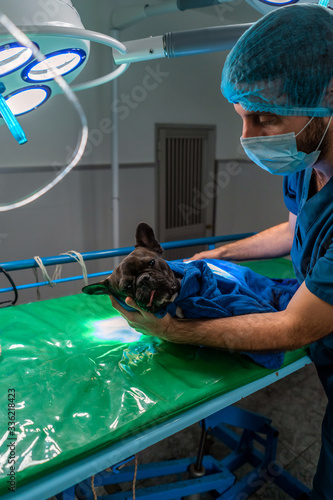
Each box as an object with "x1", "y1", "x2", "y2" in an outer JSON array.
[{"x1": 306, "y1": 242, "x2": 333, "y2": 306}]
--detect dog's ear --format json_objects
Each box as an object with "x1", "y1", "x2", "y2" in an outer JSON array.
[
  {"x1": 135, "y1": 222, "x2": 163, "y2": 255},
  {"x1": 82, "y1": 281, "x2": 110, "y2": 295}
]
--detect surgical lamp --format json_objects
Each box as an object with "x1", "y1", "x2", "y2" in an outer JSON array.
[
  {"x1": 0, "y1": 0, "x2": 128, "y2": 211},
  {"x1": 0, "y1": 0, "x2": 128, "y2": 146}
]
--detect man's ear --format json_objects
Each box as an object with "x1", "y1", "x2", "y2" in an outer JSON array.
[
  {"x1": 82, "y1": 281, "x2": 110, "y2": 295},
  {"x1": 135, "y1": 222, "x2": 163, "y2": 255}
]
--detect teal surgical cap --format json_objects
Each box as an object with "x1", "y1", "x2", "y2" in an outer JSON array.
[{"x1": 221, "y1": 4, "x2": 333, "y2": 117}]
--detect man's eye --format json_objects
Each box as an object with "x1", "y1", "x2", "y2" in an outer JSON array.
[
  {"x1": 258, "y1": 116, "x2": 276, "y2": 125},
  {"x1": 148, "y1": 259, "x2": 155, "y2": 267}
]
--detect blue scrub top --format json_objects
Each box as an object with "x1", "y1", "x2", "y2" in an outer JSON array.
[
  {"x1": 284, "y1": 168, "x2": 333, "y2": 304},
  {"x1": 284, "y1": 168, "x2": 333, "y2": 400}
]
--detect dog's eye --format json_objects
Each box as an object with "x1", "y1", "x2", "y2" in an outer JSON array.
[
  {"x1": 148, "y1": 259, "x2": 155, "y2": 267},
  {"x1": 124, "y1": 284, "x2": 132, "y2": 291}
]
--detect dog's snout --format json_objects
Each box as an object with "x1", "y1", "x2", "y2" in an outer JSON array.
[{"x1": 138, "y1": 274, "x2": 151, "y2": 287}]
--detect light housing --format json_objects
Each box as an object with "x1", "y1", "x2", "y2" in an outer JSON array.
[
  {"x1": 21, "y1": 48, "x2": 87, "y2": 83},
  {"x1": 0, "y1": 0, "x2": 90, "y2": 108},
  {"x1": 4, "y1": 85, "x2": 51, "y2": 116},
  {"x1": 0, "y1": 41, "x2": 35, "y2": 76},
  {"x1": 245, "y1": 0, "x2": 300, "y2": 13},
  {"x1": 257, "y1": 0, "x2": 298, "y2": 5}
]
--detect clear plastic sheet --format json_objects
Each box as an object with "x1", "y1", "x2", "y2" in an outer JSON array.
[{"x1": 0, "y1": 259, "x2": 307, "y2": 494}]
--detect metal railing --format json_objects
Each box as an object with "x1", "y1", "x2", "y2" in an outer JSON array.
[{"x1": 0, "y1": 232, "x2": 255, "y2": 294}]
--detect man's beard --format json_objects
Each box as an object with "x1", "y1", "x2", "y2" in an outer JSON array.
[{"x1": 296, "y1": 117, "x2": 332, "y2": 164}]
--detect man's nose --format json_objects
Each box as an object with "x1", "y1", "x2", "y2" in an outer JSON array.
[{"x1": 242, "y1": 122, "x2": 258, "y2": 139}]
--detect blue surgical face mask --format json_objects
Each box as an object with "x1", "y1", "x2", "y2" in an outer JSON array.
[{"x1": 240, "y1": 116, "x2": 332, "y2": 175}]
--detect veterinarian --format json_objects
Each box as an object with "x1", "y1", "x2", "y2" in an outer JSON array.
[{"x1": 111, "y1": 4, "x2": 333, "y2": 498}]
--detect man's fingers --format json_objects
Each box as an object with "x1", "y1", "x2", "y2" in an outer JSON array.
[
  {"x1": 125, "y1": 297, "x2": 145, "y2": 315},
  {"x1": 110, "y1": 295, "x2": 147, "y2": 321},
  {"x1": 110, "y1": 295, "x2": 137, "y2": 313},
  {"x1": 125, "y1": 297, "x2": 140, "y2": 310},
  {"x1": 185, "y1": 254, "x2": 201, "y2": 261},
  {"x1": 110, "y1": 296, "x2": 134, "y2": 318},
  {"x1": 110, "y1": 295, "x2": 124, "y2": 312},
  {"x1": 125, "y1": 297, "x2": 155, "y2": 318}
]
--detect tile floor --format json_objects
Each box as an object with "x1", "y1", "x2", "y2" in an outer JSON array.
[{"x1": 47, "y1": 360, "x2": 327, "y2": 499}]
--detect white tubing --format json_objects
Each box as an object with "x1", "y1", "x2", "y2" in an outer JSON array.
[{"x1": 111, "y1": 28, "x2": 120, "y2": 267}]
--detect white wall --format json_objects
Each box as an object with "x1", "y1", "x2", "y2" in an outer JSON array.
[
  {"x1": 215, "y1": 160, "x2": 288, "y2": 236},
  {"x1": 0, "y1": 0, "x2": 289, "y2": 304}
]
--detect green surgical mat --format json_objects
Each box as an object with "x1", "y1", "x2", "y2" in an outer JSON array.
[{"x1": 0, "y1": 258, "x2": 308, "y2": 494}]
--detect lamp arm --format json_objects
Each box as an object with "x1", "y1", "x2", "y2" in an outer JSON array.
[
  {"x1": 164, "y1": 23, "x2": 252, "y2": 57},
  {"x1": 112, "y1": 23, "x2": 252, "y2": 65},
  {"x1": 111, "y1": 0, "x2": 238, "y2": 30}
]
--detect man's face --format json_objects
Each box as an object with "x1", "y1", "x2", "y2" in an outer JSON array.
[{"x1": 234, "y1": 103, "x2": 332, "y2": 163}]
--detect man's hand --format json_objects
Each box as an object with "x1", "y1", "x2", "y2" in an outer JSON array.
[
  {"x1": 110, "y1": 296, "x2": 183, "y2": 342},
  {"x1": 111, "y1": 279, "x2": 333, "y2": 352},
  {"x1": 187, "y1": 247, "x2": 222, "y2": 261}
]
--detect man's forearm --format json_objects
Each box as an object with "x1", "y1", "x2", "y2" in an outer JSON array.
[
  {"x1": 166, "y1": 310, "x2": 302, "y2": 352},
  {"x1": 119, "y1": 282, "x2": 329, "y2": 354},
  {"x1": 217, "y1": 222, "x2": 293, "y2": 261}
]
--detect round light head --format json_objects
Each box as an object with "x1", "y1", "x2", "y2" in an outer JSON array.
[
  {"x1": 4, "y1": 86, "x2": 51, "y2": 116},
  {"x1": 22, "y1": 48, "x2": 87, "y2": 83},
  {"x1": 258, "y1": 0, "x2": 298, "y2": 4},
  {"x1": 0, "y1": 42, "x2": 35, "y2": 77},
  {"x1": 245, "y1": 0, "x2": 328, "y2": 14}
]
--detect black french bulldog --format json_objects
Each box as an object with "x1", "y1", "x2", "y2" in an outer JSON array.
[{"x1": 82, "y1": 223, "x2": 182, "y2": 314}]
